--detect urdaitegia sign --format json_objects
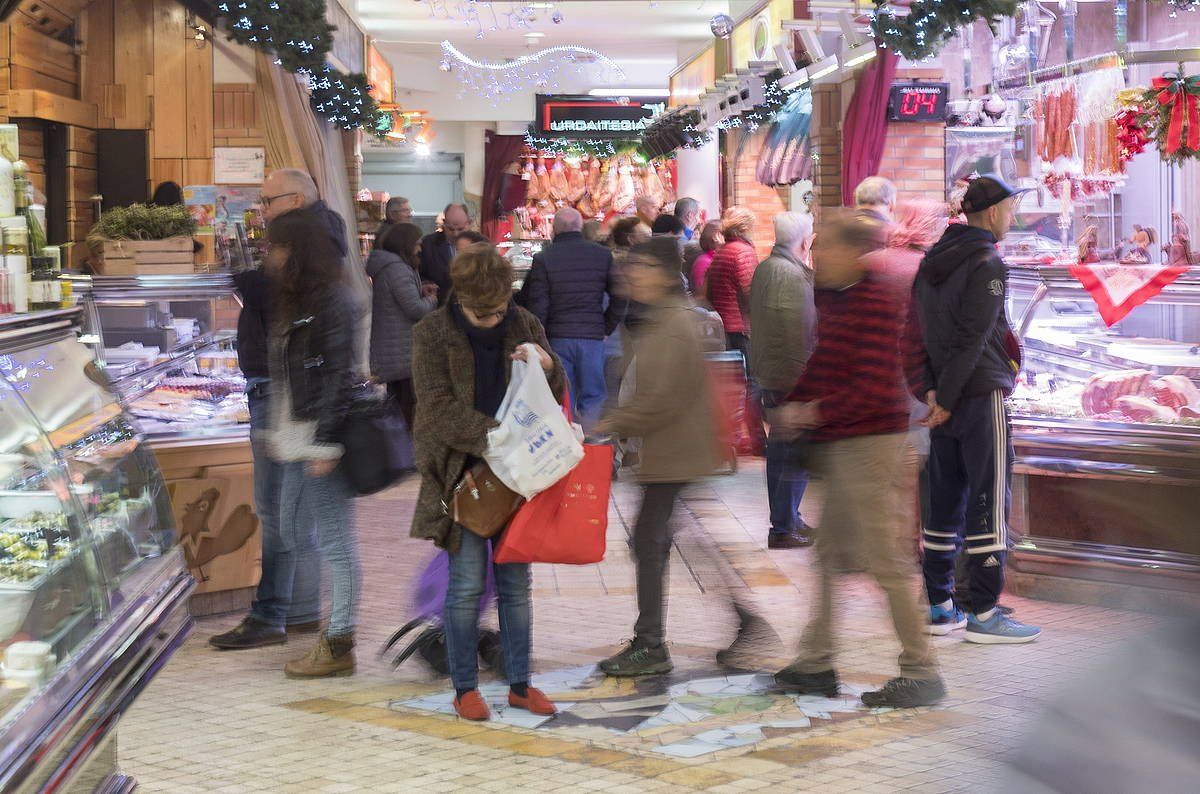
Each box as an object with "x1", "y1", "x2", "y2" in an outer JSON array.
[{"x1": 536, "y1": 95, "x2": 667, "y2": 138}]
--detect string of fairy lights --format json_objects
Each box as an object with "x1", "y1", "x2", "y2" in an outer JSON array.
[{"x1": 438, "y1": 41, "x2": 627, "y2": 103}]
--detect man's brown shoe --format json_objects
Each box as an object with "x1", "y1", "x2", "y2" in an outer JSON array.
[
  {"x1": 284, "y1": 634, "x2": 355, "y2": 678},
  {"x1": 286, "y1": 620, "x2": 322, "y2": 635}
]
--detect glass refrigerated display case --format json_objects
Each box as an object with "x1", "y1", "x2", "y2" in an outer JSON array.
[
  {"x1": 76, "y1": 274, "x2": 250, "y2": 443},
  {"x1": 71, "y1": 274, "x2": 260, "y2": 615},
  {"x1": 0, "y1": 309, "x2": 193, "y2": 792},
  {"x1": 1005, "y1": 263, "x2": 1200, "y2": 600}
]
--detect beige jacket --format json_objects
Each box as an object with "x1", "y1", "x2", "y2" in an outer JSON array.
[{"x1": 603, "y1": 295, "x2": 718, "y2": 483}]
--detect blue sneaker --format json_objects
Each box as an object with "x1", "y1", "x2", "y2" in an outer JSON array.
[
  {"x1": 965, "y1": 611, "x2": 1041, "y2": 644},
  {"x1": 927, "y1": 604, "x2": 967, "y2": 636}
]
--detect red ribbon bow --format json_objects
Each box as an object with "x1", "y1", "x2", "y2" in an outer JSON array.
[{"x1": 1151, "y1": 74, "x2": 1200, "y2": 155}]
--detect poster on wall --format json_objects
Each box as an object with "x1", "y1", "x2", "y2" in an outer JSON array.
[
  {"x1": 214, "y1": 147, "x2": 266, "y2": 185},
  {"x1": 183, "y1": 186, "x2": 261, "y2": 237},
  {"x1": 367, "y1": 45, "x2": 394, "y2": 104}
]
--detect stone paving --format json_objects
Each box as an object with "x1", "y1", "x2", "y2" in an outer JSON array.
[{"x1": 118, "y1": 460, "x2": 1161, "y2": 792}]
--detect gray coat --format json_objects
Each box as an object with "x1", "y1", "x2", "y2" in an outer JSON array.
[
  {"x1": 366, "y1": 249, "x2": 437, "y2": 382},
  {"x1": 748, "y1": 244, "x2": 816, "y2": 393}
]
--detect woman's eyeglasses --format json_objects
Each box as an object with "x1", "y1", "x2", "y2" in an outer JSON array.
[{"x1": 463, "y1": 304, "x2": 508, "y2": 321}]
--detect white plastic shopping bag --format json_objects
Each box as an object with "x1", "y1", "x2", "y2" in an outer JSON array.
[{"x1": 483, "y1": 343, "x2": 584, "y2": 499}]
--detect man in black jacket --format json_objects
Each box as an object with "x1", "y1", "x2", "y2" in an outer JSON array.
[
  {"x1": 906, "y1": 175, "x2": 1040, "y2": 646},
  {"x1": 212, "y1": 169, "x2": 347, "y2": 650},
  {"x1": 518, "y1": 207, "x2": 619, "y2": 433},
  {"x1": 420, "y1": 203, "x2": 470, "y2": 305}
]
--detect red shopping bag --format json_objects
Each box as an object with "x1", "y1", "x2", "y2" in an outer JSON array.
[
  {"x1": 493, "y1": 443, "x2": 613, "y2": 564},
  {"x1": 494, "y1": 388, "x2": 612, "y2": 564}
]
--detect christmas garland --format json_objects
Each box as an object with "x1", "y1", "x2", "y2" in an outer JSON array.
[
  {"x1": 217, "y1": 0, "x2": 385, "y2": 133},
  {"x1": 1142, "y1": 71, "x2": 1200, "y2": 164},
  {"x1": 871, "y1": 0, "x2": 1021, "y2": 61}
]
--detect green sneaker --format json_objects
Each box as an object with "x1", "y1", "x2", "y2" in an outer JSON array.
[{"x1": 598, "y1": 638, "x2": 673, "y2": 677}]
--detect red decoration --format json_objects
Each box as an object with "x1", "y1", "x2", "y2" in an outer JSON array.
[
  {"x1": 1150, "y1": 74, "x2": 1200, "y2": 157},
  {"x1": 1114, "y1": 107, "x2": 1151, "y2": 164}
]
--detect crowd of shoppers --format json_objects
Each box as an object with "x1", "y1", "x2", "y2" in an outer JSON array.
[{"x1": 212, "y1": 175, "x2": 1042, "y2": 718}]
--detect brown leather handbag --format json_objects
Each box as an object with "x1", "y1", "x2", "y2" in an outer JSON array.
[{"x1": 452, "y1": 461, "x2": 524, "y2": 538}]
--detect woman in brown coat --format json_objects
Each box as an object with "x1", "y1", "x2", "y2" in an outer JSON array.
[
  {"x1": 595, "y1": 237, "x2": 777, "y2": 677},
  {"x1": 410, "y1": 242, "x2": 566, "y2": 722}
]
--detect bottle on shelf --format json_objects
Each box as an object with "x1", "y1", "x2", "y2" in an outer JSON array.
[
  {"x1": 28, "y1": 255, "x2": 61, "y2": 311},
  {"x1": 1, "y1": 218, "x2": 29, "y2": 313},
  {"x1": 0, "y1": 152, "x2": 14, "y2": 218}
]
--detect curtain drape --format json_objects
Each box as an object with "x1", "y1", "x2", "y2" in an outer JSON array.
[
  {"x1": 841, "y1": 49, "x2": 899, "y2": 206},
  {"x1": 481, "y1": 132, "x2": 528, "y2": 242},
  {"x1": 255, "y1": 52, "x2": 371, "y2": 373}
]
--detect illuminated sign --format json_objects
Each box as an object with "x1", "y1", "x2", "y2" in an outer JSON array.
[
  {"x1": 888, "y1": 83, "x2": 950, "y2": 122},
  {"x1": 535, "y1": 95, "x2": 667, "y2": 138}
]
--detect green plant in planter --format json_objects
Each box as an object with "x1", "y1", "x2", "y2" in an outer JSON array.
[{"x1": 88, "y1": 204, "x2": 198, "y2": 242}]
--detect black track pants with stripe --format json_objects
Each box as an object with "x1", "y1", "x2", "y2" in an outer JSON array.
[{"x1": 922, "y1": 390, "x2": 1013, "y2": 614}]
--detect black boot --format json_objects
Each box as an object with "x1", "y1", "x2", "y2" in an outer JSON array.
[
  {"x1": 774, "y1": 664, "x2": 839, "y2": 697},
  {"x1": 209, "y1": 617, "x2": 286, "y2": 650}
]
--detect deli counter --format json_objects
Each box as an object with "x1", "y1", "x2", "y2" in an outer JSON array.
[
  {"x1": 1005, "y1": 264, "x2": 1200, "y2": 608},
  {"x1": 0, "y1": 309, "x2": 193, "y2": 791},
  {"x1": 73, "y1": 275, "x2": 258, "y2": 616}
]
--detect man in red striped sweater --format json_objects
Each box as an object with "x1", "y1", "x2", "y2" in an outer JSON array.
[{"x1": 772, "y1": 210, "x2": 945, "y2": 709}]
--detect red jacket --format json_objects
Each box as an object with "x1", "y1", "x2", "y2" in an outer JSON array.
[
  {"x1": 705, "y1": 238, "x2": 758, "y2": 334},
  {"x1": 789, "y1": 272, "x2": 910, "y2": 442}
]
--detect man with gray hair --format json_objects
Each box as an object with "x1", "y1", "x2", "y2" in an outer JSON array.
[
  {"x1": 420, "y1": 202, "x2": 471, "y2": 305},
  {"x1": 374, "y1": 196, "x2": 412, "y2": 247},
  {"x1": 750, "y1": 211, "x2": 818, "y2": 549},
  {"x1": 674, "y1": 197, "x2": 701, "y2": 241},
  {"x1": 854, "y1": 176, "x2": 898, "y2": 222},
  {"x1": 518, "y1": 206, "x2": 619, "y2": 432}
]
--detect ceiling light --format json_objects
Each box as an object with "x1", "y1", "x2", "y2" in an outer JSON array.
[
  {"x1": 588, "y1": 88, "x2": 666, "y2": 97},
  {"x1": 806, "y1": 55, "x2": 840, "y2": 82},
  {"x1": 836, "y1": 10, "x2": 876, "y2": 68},
  {"x1": 525, "y1": 31, "x2": 546, "y2": 39},
  {"x1": 841, "y1": 42, "x2": 876, "y2": 68}
]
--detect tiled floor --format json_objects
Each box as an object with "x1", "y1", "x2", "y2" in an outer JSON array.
[{"x1": 119, "y1": 460, "x2": 1162, "y2": 792}]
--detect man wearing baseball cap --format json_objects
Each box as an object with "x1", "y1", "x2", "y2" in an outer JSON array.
[{"x1": 904, "y1": 175, "x2": 1041, "y2": 644}]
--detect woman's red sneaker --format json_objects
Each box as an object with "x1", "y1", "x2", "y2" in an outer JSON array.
[
  {"x1": 508, "y1": 686, "x2": 558, "y2": 716},
  {"x1": 453, "y1": 689, "x2": 491, "y2": 721}
]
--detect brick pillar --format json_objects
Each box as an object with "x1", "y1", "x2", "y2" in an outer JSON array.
[
  {"x1": 725, "y1": 127, "x2": 790, "y2": 258},
  {"x1": 876, "y1": 121, "x2": 946, "y2": 201},
  {"x1": 342, "y1": 130, "x2": 363, "y2": 195},
  {"x1": 811, "y1": 84, "x2": 843, "y2": 209}
]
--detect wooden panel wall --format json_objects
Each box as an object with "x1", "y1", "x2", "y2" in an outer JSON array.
[
  {"x1": 213, "y1": 83, "x2": 262, "y2": 147},
  {"x1": 76, "y1": 0, "x2": 213, "y2": 198}
]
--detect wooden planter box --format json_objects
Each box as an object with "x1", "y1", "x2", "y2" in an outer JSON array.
[{"x1": 99, "y1": 236, "x2": 195, "y2": 275}]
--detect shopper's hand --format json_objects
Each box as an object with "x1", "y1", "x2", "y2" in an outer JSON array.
[
  {"x1": 511, "y1": 343, "x2": 554, "y2": 372},
  {"x1": 921, "y1": 390, "x2": 952, "y2": 428},
  {"x1": 774, "y1": 401, "x2": 820, "y2": 431},
  {"x1": 307, "y1": 458, "x2": 339, "y2": 478}
]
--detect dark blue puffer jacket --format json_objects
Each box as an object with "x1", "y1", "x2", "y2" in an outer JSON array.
[{"x1": 517, "y1": 231, "x2": 620, "y2": 340}]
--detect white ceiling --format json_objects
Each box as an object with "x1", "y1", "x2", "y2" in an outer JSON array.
[{"x1": 355, "y1": 0, "x2": 731, "y2": 89}]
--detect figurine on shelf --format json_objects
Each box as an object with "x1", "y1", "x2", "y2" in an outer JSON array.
[
  {"x1": 1077, "y1": 225, "x2": 1100, "y2": 264},
  {"x1": 1125, "y1": 224, "x2": 1155, "y2": 263},
  {"x1": 1164, "y1": 211, "x2": 1195, "y2": 266}
]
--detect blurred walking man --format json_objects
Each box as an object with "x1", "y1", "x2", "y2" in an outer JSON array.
[{"x1": 774, "y1": 211, "x2": 945, "y2": 709}]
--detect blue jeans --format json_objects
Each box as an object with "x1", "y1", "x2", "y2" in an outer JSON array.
[
  {"x1": 444, "y1": 529, "x2": 531, "y2": 691},
  {"x1": 247, "y1": 384, "x2": 322, "y2": 628},
  {"x1": 277, "y1": 460, "x2": 359, "y2": 636},
  {"x1": 766, "y1": 434, "x2": 809, "y2": 535},
  {"x1": 549, "y1": 337, "x2": 607, "y2": 432},
  {"x1": 762, "y1": 392, "x2": 809, "y2": 536}
]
